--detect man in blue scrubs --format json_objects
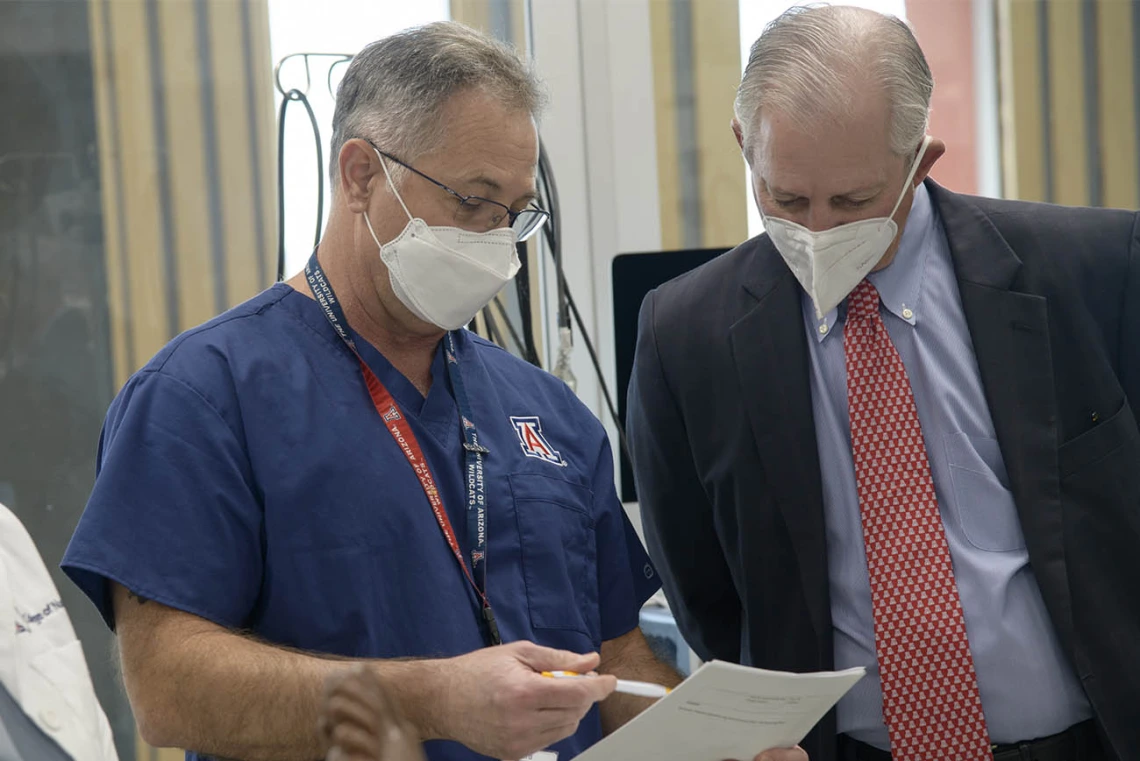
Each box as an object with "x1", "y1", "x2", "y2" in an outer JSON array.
[{"x1": 60, "y1": 22, "x2": 705, "y2": 761}]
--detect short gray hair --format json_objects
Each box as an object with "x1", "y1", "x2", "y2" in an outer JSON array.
[
  {"x1": 735, "y1": 5, "x2": 932, "y2": 157},
  {"x1": 329, "y1": 21, "x2": 546, "y2": 184}
]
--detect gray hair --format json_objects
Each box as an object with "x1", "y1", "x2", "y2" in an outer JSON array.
[
  {"x1": 329, "y1": 21, "x2": 546, "y2": 184},
  {"x1": 734, "y1": 5, "x2": 932, "y2": 158}
]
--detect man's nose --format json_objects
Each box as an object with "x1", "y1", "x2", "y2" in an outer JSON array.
[{"x1": 804, "y1": 207, "x2": 841, "y2": 233}]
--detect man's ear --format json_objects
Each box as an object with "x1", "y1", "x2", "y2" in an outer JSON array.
[
  {"x1": 339, "y1": 139, "x2": 382, "y2": 213},
  {"x1": 912, "y1": 138, "x2": 946, "y2": 187},
  {"x1": 731, "y1": 117, "x2": 745, "y2": 153}
]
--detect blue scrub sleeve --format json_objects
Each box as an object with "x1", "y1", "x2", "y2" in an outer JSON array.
[
  {"x1": 592, "y1": 436, "x2": 661, "y2": 642},
  {"x1": 62, "y1": 369, "x2": 263, "y2": 630}
]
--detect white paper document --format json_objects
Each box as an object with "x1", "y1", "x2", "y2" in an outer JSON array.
[{"x1": 574, "y1": 661, "x2": 865, "y2": 761}]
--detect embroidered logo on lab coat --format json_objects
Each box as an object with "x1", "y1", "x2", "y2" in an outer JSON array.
[
  {"x1": 509, "y1": 416, "x2": 567, "y2": 467},
  {"x1": 14, "y1": 599, "x2": 64, "y2": 634}
]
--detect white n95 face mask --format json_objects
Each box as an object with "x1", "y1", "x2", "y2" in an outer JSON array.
[
  {"x1": 363, "y1": 149, "x2": 521, "y2": 331},
  {"x1": 762, "y1": 135, "x2": 932, "y2": 319}
]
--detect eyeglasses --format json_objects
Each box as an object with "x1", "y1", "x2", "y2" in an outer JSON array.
[{"x1": 363, "y1": 139, "x2": 550, "y2": 242}]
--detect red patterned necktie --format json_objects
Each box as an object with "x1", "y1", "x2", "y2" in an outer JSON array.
[{"x1": 844, "y1": 279, "x2": 993, "y2": 761}]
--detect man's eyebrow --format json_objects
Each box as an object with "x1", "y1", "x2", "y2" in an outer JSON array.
[
  {"x1": 832, "y1": 183, "x2": 885, "y2": 199},
  {"x1": 763, "y1": 181, "x2": 801, "y2": 198},
  {"x1": 762, "y1": 181, "x2": 886, "y2": 200},
  {"x1": 462, "y1": 175, "x2": 502, "y2": 193},
  {"x1": 460, "y1": 175, "x2": 539, "y2": 206}
]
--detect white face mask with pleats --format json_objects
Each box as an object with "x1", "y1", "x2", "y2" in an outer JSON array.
[
  {"x1": 362, "y1": 148, "x2": 521, "y2": 331},
  {"x1": 761, "y1": 136, "x2": 932, "y2": 319}
]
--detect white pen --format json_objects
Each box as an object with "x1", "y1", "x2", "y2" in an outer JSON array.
[{"x1": 541, "y1": 670, "x2": 673, "y2": 698}]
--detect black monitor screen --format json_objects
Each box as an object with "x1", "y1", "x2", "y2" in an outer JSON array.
[{"x1": 611, "y1": 247, "x2": 730, "y2": 503}]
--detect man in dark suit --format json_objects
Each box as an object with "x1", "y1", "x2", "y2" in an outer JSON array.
[{"x1": 627, "y1": 6, "x2": 1139, "y2": 761}]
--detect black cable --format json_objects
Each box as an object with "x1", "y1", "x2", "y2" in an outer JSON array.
[
  {"x1": 512, "y1": 244, "x2": 542, "y2": 367},
  {"x1": 535, "y1": 138, "x2": 630, "y2": 461},
  {"x1": 480, "y1": 304, "x2": 508, "y2": 351},
  {"x1": 538, "y1": 141, "x2": 569, "y2": 330},
  {"x1": 277, "y1": 88, "x2": 323, "y2": 281},
  {"x1": 491, "y1": 296, "x2": 529, "y2": 358},
  {"x1": 560, "y1": 264, "x2": 630, "y2": 461}
]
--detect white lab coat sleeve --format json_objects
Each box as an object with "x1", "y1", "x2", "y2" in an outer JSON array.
[{"x1": 0, "y1": 503, "x2": 121, "y2": 761}]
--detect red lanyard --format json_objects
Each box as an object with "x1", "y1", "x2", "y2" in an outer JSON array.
[
  {"x1": 306, "y1": 253, "x2": 501, "y2": 646},
  {"x1": 358, "y1": 361, "x2": 491, "y2": 606}
]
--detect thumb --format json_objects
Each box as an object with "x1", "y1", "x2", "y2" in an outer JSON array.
[
  {"x1": 754, "y1": 747, "x2": 808, "y2": 761},
  {"x1": 512, "y1": 642, "x2": 601, "y2": 673}
]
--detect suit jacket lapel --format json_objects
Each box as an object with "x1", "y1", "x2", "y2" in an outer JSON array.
[
  {"x1": 729, "y1": 184, "x2": 1073, "y2": 652},
  {"x1": 729, "y1": 243, "x2": 831, "y2": 642},
  {"x1": 929, "y1": 182, "x2": 1073, "y2": 648}
]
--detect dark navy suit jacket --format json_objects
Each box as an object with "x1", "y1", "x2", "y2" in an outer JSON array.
[{"x1": 628, "y1": 180, "x2": 1140, "y2": 761}]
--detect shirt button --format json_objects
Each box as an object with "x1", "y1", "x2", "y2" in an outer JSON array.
[
  {"x1": 818, "y1": 323, "x2": 829, "y2": 335},
  {"x1": 40, "y1": 708, "x2": 62, "y2": 732},
  {"x1": 902, "y1": 307, "x2": 914, "y2": 320}
]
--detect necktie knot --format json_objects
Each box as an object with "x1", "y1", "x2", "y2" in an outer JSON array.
[{"x1": 847, "y1": 280, "x2": 881, "y2": 322}]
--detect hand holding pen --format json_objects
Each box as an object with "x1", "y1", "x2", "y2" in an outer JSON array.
[{"x1": 540, "y1": 670, "x2": 673, "y2": 699}]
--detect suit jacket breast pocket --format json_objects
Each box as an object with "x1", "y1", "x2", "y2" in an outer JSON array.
[
  {"x1": 1059, "y1": 398, "x2": 1138, "y2": 477},
  {"x1": 1058, "y1": 398, "x2": 1140, "y2": 507},
  {"x1": 510, "y1": 473, "x2": 599, "y2": 640}
]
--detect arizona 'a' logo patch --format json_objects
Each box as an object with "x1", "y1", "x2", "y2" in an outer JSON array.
[{"x1": 510, "y1": 416, "x2": 566, "y2": 466}]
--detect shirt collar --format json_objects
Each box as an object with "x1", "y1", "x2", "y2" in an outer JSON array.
[{"x1": 805, "y1": 182, "x2": 935, "y2": 342}]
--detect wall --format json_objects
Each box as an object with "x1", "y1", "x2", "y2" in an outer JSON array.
[
  {"x1": 90, "y1": 0, "x2": 277, "y2": 391},
  {"x1": 907, "y1": 0, "x2": 982, "y2": 194},
  {"x1": 0, "y1": 0, "x2": 128, "y2": 754},
  {"x1": 651, "y1": 0, "x2": 749, "y2": 250},
  {"x1": 998, "y1": 0, "x2": 1139, "y2": 209},
  {"x1": 0, "y1": 1, "x2": 276, "y2": 758}
]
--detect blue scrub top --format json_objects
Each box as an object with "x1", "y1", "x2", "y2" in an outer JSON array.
[{"x1": 62, "y1": 284, "x2": 660, "y2": 761}]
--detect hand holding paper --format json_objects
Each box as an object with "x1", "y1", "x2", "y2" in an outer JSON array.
[
  {"x1": 744, "y1": 746, "x2": 809, "y2": 761},
  {"x1": 571, "y1": 661, "x2": 864, "y2": 761}
]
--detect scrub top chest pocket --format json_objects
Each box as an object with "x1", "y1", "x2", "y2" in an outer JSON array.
[{"x1": 510, "y1": 472, "x2": 600, "y2": 643}]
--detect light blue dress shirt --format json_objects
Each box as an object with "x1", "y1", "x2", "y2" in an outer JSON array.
[{"x1": 802, "y1": 184, "x2": 1092, "y2": 750}]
